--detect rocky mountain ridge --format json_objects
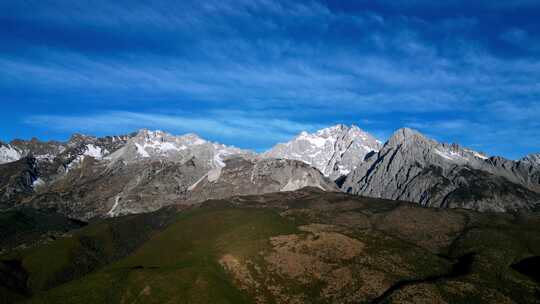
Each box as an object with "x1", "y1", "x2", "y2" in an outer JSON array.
[
  {"x1": 1, "y1": 126, "x2": 539, "y2": 217},
  {"x1": 262, "y1": 124, "x2": 381, "y2": 179},
  {"x1": 522, "y1": 153, "x2": 540, "y2": 166},
  {"x1": 342, "y1": 128, "x2": 540, "y2": 212},
  {"x1": 0, "y1": 129, "x2": 335, "y2": 219}
]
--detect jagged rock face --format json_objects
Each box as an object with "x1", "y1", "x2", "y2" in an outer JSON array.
[
  {"x1": 0, "y1": 157, "x2": 39, "y2": 208},
  {"x1": 0, "y1": 134, "x2": 133, "y2": 184},
  {"x1": 0, "y1": 143, "x2": 23, "y2": 164},
  {"x1": 65, "y1": 133, "x2": 132, "y2": 160},
  {"x1": 0, "y1": 139, "x2": 65, "y2": 164},
  {"x1": 0, "y1": 130, "x2": 256, "y2": 219},
  {"x1": 522, "y1": 153, "x2": 540, "y2": 166},
  {"x1": 107, "y1": 129, "x2": 254, "y2": 169},
  {"x1": 263, "y1": 124, "x2": 381, "y2": 180},
  {"x1": 1, "y1": 133, "x2": 132, "y2": 164},
  {"x1": 483, "y1": 156, "x2": 540, "y2": 194},
  {"x1": 27, "y1": 157, "x2": 209, "y2": 219},
  {"x1": 187, "y1": 157, "x2": 339, "y2": 203},
  {"x1": 39, "y1": 133, "x2": 133, "y2": 180},
  {"x1": 4, "y1": 130, "x2": 334, "y2": 220},
  {"x1": 3, "y1": 127, "x2": 539, "y2": 217},
  {"x1": 342, "y1": 128, "x2": 540, "y2": 212},
  {"x1": 23, "y1": 157, "x2": 335, "y2": 220}
]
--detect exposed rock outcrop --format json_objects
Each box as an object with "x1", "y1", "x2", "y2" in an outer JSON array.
[{"x1": 342, "y1": 128, "x2": 540, "y2": 212}]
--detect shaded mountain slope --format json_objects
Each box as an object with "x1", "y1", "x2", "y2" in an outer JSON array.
[
  {"x1": 0, "y1": 206, "x2": 179, "y2": 303},
  {"x1": 0, "y1": 157, "x2": 39, "y2": 209},
  {"x1": 0, "y1": 208, "x2": 86, "y2": 254}
]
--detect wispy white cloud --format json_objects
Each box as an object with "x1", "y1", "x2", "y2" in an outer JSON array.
[{"x1": 2, "y1": 0, "x2": 540, "y2": 158}]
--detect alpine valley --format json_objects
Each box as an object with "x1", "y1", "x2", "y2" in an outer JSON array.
[{"x1": 1, "y1": 125, "x2": 540, "y2": 303}]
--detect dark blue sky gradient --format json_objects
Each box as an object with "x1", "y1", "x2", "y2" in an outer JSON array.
[{"x1": 1, "y1": 0, "x2": 539, "y2": 158}]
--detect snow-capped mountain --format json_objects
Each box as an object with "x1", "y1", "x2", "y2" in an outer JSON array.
[
  {"x1": 262, "y1": 124, "x2": 381, "y2": 179},
  {"x1": 0, "y1": 143, "x2": 22, "y2": 164},
  {"x1": 522, "y1": 153, "x2": 540, "y2": 166},
  {"x1": 0, "y1": 134, "x2": 131, "y2": 167},
  {"x1": 1, "y1": 129, "x2": 338, "y2": 219},
  {"x1": 0, "y1": 139, "x2": 66, "y2": 164},
  {"x1": 108, "y1": 129, "x2": 254, "y2": 169},
  {"x1": 2, "y1": 126, "x2": 540, "y2": 217}
]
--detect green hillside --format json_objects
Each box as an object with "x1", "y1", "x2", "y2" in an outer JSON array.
[{"x1": 2, "y1": 189, "x2": 539, "y2": 303}]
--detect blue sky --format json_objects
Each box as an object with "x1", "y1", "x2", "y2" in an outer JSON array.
[{"x1": 1, "y1": 0, "x2": 539, "y2": 158}]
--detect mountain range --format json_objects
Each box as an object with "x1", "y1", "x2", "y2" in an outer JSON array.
[
  {"x1": 1, "y1": 125, "x2": 539, "y2": 220},
  {"x1": 2, "y1": 125, "x2": 540, "y2": 303}
]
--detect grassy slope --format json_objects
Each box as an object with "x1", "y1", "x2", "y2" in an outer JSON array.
[
  {"x1": 27, "y1": 204, "x2": 298, "y2": 304},
  {"x1": 0, "y1": 206, "x2": 178, "y2": 303}
]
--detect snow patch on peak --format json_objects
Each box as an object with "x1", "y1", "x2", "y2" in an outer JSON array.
[
  {"x1": 337, "y1": 165, "x2": 351, "y2": 176},
  {"x1": 434, "y1": 146, "x2": 489, "y2": 163},
  {"x1": 111, "y1": 129, "x2": 252, "y2": 166},
  {"x1": 180, "y1": 133, "x2": 207, "y2": 145},
  {"x1": 0, "y1": 144, "x2": 22, "y2": 164},
  {"x1": 297, "y1": 132, "x2": 329, "y2": 148},
  {"x1": 136, "y1": 128, "x2": 163, "y2": 137},
  {"x1": 264, "y1": 124, "x2": 381, "y2": 179},
  {"x1": 465, "y1": 149, "x2": 488, "y2": 160},
  {"x1": 135, "y1": 143, "x2": 150, "y2": 158},
  {"x1": 84, "y1": 144, "x2": 106, "y2": 159},
  {"x1": 315, "y1": 124, "x2": 344, "y2": 136},
  {"x1": 522, "y1": 153, "x2": 540, "y2": 165},
  {"x1": 474, "y1": 153, "x2": 488, "y2": 160},
  {"x1": 434, "y1": 148, "x2": 466, "y2": 161}
]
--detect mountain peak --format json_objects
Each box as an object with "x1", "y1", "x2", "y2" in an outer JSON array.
[
  {"x1": 264, "y1": 124, "x2": 381, "y2": 178},
  {"x1": 178, "y1": 133, "x2": 207, "y2": 145},
  {"x1": 106, "y1": 128, "x2": 251, "y2": 168},
  {"x1": 396, "y1": 127, "x2": 423, "y2": 137},
  {"x1": 134, "y1": 129, "x2": 206, "y2": 144},
  {"x1": 314, "y1": 124, "x2": 349, "y2": 137},
  {"x1": 522, "y1": 153, "x2": 540, "y2": 165},
  {"x1": 135, "y1": 128, "x2": 167, "y2": 138},
  {"x1": 0, "y1": 143, "x2": 22, "y2": 164},
  {"x1": 68, "y1": 133, "x2": 96, "y2": 146},
  {"x1": 387, "y1": 128, "x2": 429, "y2": 145}
]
